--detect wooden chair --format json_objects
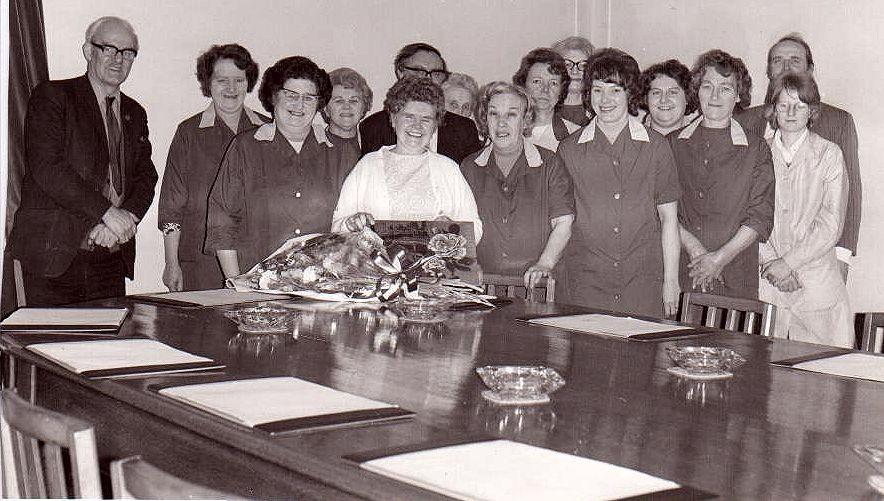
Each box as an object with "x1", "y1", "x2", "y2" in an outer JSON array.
[
  {"x1": 860, "y1": 312, "x2": 884, "y2": 353},
  {"x1": 680, "y1": 292, "x2": 776, "y2": 337},
  {"x1": 111, "y1": 456, "x2": 247, "y2": 499},
  {"x1": 0, "y1": 388, "x2": 101, "y2": 498},
  {"x1": 483, "y1": 273, "x2": 555, "y2": 302}
]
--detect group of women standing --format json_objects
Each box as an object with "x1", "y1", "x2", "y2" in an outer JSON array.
[{"x1": 157, "y1": 37, "x2": 852, "y2": 348}]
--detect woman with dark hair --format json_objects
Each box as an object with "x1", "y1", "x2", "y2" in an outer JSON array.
[
  {"x1": 759, "y1": 72, "x2": 851, "y2": 347},
  {"x1": 556, "y1": 48, "x2": 681, "y2": 317},
  {"x1": 158, "y1": 43, "x2": 267, "y2": 291},
  {"x1": 671, "y1": 49, "x2": 774, "y2": 300},
  {"x1": 513, "y1": 48, "x2": 581, "y2": 152},
  {"x1": 321, "y1": 67, "x2": 372, "y2": 150},
  {"x1": 551, "y1": 36, "x2": 594, "y2": 126},
  {"x1": 333, "y1": 76, "x2": 481, "y2": 241},
  {"x1": 638, "y1": 59, "x2": 697, "y2": 135},
  {"x1": 206, "y1": 56, "x2": 359, "y2": 277},
  {"x1": 461, "y1": 82, "x2": 574, "y2": 288}
]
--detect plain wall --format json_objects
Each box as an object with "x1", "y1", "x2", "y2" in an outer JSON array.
[
  {"x1": 596, "y1": 0, "x2": 884, "y2": 312},
  {"x1": 40, "y1": 0, "x2": 581, "y2": 294}
]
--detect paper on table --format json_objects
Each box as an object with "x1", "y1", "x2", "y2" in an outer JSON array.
[
  {"x1": 361, "y1": 439, "x2": 682, "y2": 501},
  {"x1": 529, "y1": 314, "x2": 691, "y2": 338},
  {"x1": 26, "y1": 338, "x2": 218, "y2": 376},
  {"x1": 793, "y1": 353, "x2": 884, "y2": 382},
  {"x1": 159, "y1": 376, "x2": 401, "y2": 427},
  {"x1": 1, "y1": 307, "x2": 129, "y2": 331},
  {"x1": 132, "y1": 288, "x2": 290, "y2": 307}
]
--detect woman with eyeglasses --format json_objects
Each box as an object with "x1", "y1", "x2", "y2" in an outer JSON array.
[
  {"x1": 332, "y1": 76, "x2": 482, "y2": 241},
  {"x1": 758, "y1": 72, "x2": 851, "y2": 347},
  {"x1": 206, "y1": 56, "x2": 359, "y2": 278},
  {"x1": 552, "y1": 36, "x2": 594, "y2": 126},
  {"x1": 158, "y1": 44, "x2": 267, "y2": 291},
  {"x1": 513, "y1": 48, "x2": 581, "y2": 152}
]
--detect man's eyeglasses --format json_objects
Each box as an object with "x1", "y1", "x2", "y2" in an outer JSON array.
[
  {"x1": 400, "y1": 66, "x2": 450, "y2": 83},
  {"x1": 280, "y1": 88, "x2": 319, "y2": 105},
  {"x1": 90, "y1": 41, "x2": 138, "y2": 61},
  {"x1": 564, "y1": 59, "x2": 588, "y2": 72}
]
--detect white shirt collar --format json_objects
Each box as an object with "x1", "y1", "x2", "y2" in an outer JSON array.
[
  {"x1": 199, "y1": 105, "x2": 265, "y2": 129},
  {"x1": 773, "y1": 128, "x2": 809, "y2": 164},
  {"x1": 253, "y1": 121, "x2": 333, "y2": 147},
  {"x1": 678, "y1": 116, "x2": 749, "y2": 146},
  {"x1": 577, "y1": 115, "x2": 649, "y2": 144},
  {"x1": 474, "y1": 139, "x2": 542, "y2": 168}
]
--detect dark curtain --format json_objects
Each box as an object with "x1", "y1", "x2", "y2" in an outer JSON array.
[{"x1": 3, "y1": 0, "x2": 48, "y2": 317}]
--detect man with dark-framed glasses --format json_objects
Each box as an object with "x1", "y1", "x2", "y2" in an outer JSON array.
[
  {"x1": 360, "y1": 42, "x2": 481, "y2": 163},
  {"x1": 8, "y1": 16, "x2": 157, "y2": 306}
]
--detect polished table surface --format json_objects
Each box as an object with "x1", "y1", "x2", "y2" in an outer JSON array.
[{"x1": 2, "y1": 297, "x2": 884, "y2": 500}]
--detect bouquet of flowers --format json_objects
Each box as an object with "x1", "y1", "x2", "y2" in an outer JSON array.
[{"x1": 227, "y1": 228, "x2": 490, "y2": 304}]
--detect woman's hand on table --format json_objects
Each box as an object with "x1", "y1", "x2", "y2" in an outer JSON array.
[
  {"x1": 662, "y1": 279, "x2": 681, "y2": 318},
  {"x1": 344, "y1": 212, "x2": 375, "y2": 232},
  {"x1": 163, "y1": 263, "x2": 184, "y2": 292}
]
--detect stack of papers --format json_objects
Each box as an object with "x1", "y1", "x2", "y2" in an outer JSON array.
[
  {"x1": 26, "y1": 338, "x2": 223, "y2": 378},
  {"x1": 1, "y1": 308, "x2": 129, "y2": 332},
  {"x1": 528, "y1": 314, "x2": 693, "y2": 339},
  {"x1": 777, "y1": 352, "x2": 884, "y2": 383},
  {"x1": 158, "y1": 377, "x2": 412, "y2": 434},
  {"x1": 356, "y1": 439, "x2": 707, "y2": 500},
  {"x1": 130, "y1": 289, "x2": 289, "y2": 307}
]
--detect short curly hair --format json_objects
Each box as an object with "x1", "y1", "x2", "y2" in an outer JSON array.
[
  {"x1": 637, "y1": 59, "x2": 696, "y2": 115},
  {"x1": 690, "y1": 50, "x2": 752, "y2": 112},
  {"x1": 551, "y1": 36, "x2": 594, "y2": 58},
  {"x1": 442, "y1": 72, "x2": 480, "y2": 115},
  {"x1": 384, "y1": 75, "x2": 446, "y2": 123},
  {"x1": 582, "y1": 47, "x2": 642, "y2": 117},
  {"x1": 195, "y1": 44, "x2": 259, "y2": 98},
  {"x1": 475, "y1": 81, "x2": 535, "y2": 139},
  {"x1": 764, "y1": 72, "x2": 821, "y2": 130},
  {"x1": 320, "y1": 67, "x2": 373, "y2": 122},
  {"x1": 512, "y1": 48, "x2": 571, "y2": 109},
  {"x1": 258, "y1": 56, "x2": 332, "y2": 114}
]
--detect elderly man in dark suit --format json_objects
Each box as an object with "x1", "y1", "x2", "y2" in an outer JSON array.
[
  {"x1": 359, "y1": 42, "x2": 482, "y2": 163},
  {"x1": 735, "y1": 34, "x2": 861, "y2": 281},
  {"x1": 8, "y1": 16, "x2": 157, "y2": 306}
]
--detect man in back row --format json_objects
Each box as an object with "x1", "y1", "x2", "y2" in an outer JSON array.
[
  {"x1": 360, "y1": 42, "x2": 482, "y2": 163},
  {"x1": 736, "y1": 33, "x2": 861, "y2": 281},
  {"x1": 8, "y1": 16, "x2": 157, "y2": 306}
]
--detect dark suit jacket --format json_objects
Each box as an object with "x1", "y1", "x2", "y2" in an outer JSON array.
[
  {"x1": 359, "y1": 109, "x2": 482, "y2": 163},
  {"x1": 735, "y1": 103, "x2": 861, "y2": 255},
  {"x1": 9, "y1": 75, "x2": 158, "y2": 278}
]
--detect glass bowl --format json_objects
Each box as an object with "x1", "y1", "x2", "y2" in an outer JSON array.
[
  {"x1": 665, "y1": 346, "x2": 746, "y2": 374},
  {"x1": 223, "y1": 305, "x2": 293, "y2": 334},
  {"x1": 475, "y1": 365, "x2": 565, "y2": 404},
  {"x1": 389, "y1": 296, "x2": 454, "y2": 323}
]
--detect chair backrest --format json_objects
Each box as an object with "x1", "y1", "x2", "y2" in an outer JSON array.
[
  {"x1": 860, "y1": 312, "x2": 884, "y2": 353},
  {"x1": 482, "y1": 273, "x2": 554, "y2": 303},
  {"x1": 680, "y1": 292, "x2": 776, "y2": 337},
  {"x1": 0, "y1": 389, "x2": 101, "y2": 498},
  {"x1": 111, "y1": 456, "x2": 247, "y2": 499}
]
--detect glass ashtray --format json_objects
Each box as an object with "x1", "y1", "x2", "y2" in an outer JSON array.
[
  {"x1": 666, "y1": 346, "x2": 746, "y2": 376},
  {"x1": 223, "y1": 305, "x2": 293, "y2": 334},
  {"x1": 475, "y1": 365, "x2": 565, "y2": 405},
  {"x1": 389, "y1": 297, "x2": 454, "y2": 324}
]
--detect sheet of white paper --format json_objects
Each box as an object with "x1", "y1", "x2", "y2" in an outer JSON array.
[
  {"x1": 793, "y1": 353, "x2": 884, "y2": 382},
  {"x1": 362, "y1": 439, "x2": 681, "y2": 501},
  {"x1": 159, "y1": 377, "x2": 398, "y2": 426},
  {"x1": 1, "y1": 308, "x2": 128, "y2": 330},
  {"x1": 136, "y1": 289, "x2": 289, "y2": 306},
  {"x1": 529, "y1": 314, "x2": 691, "y2": 338},
  {"x1": 26, "y1": 339, "x2": 213, "y2": 374}
]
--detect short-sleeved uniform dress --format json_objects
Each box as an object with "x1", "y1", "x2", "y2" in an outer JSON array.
[
  {"x1": 556, "y1": 117, "x2": 680, "y2": 317},
  {"x1": 205, "y1": 122, "x2": 359, "y2": 272},
  {"x1": 460, "y1": 140, "x2": 575, "y2": 275},
  {"x1": 670, "y1": 118, "x2": 775, "y2": 300},
  {"x1": 158, "y1": 106, "x2": 267, "y2": 290}
]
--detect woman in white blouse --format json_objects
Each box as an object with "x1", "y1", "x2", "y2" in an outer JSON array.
[
  {"x1": 759, "y1": 72, "x2": 851, "y2": 347},
  {"x1": 332, "y1": 76, "x2": 482, "y2": 241}
]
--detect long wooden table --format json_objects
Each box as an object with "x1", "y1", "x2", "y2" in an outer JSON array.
[{"x1": 2, "y1": 297, "x2": 883, "y2": 500}]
